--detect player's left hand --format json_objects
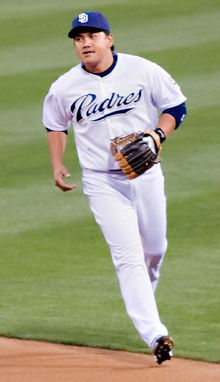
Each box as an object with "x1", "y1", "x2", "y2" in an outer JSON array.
[
  {"x1": 54, "y1": 165, "x2": 76, "y2": 192},
  {"x1": 111, "y1": 130, "x2": 161, "y2": 179}
]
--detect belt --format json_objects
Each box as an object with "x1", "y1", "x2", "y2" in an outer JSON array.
[{"x1": 108, "y1": 169, "x2": 122, "y2": 173}]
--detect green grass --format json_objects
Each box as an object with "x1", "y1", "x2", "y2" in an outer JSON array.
[{"x1": 0, "y1": 0, "x2": 220, "y2": 363}]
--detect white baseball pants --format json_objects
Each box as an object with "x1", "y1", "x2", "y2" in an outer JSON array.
[{"x1": 82, "y1": 165, "x2": 168, "y2": 347}]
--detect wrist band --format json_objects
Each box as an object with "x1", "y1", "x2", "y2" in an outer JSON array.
[{"x1": 154, "y1": 127, "x2": 166, "y2": 143}]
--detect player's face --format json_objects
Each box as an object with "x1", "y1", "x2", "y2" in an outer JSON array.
[{"x1": 73, "y1": 31, "x2": 114, "y2": 73}]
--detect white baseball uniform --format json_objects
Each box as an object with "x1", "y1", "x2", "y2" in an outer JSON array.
[{"x1": 43, "y1": 52, "x2": 186, "y2": 348}]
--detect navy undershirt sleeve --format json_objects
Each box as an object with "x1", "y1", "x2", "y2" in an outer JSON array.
[
  {"x1": 162, "y1": 102, "x2": 187, "y2": 128},
  {"x1": 46, "y1": 128, "x2": 68, "y2": 135}
]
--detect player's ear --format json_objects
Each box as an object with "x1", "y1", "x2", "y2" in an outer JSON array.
[{"x1": 107, "y1": 33, "x2": 114, "y2": 49}]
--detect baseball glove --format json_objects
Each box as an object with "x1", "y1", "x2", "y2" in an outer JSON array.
[{"x1": 111, "y1": 130, "x2": 161, "y2": 179}]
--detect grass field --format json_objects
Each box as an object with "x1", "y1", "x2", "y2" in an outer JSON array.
[{"x1": 0, "y1": 0, "x2": 220, "y2": 363}]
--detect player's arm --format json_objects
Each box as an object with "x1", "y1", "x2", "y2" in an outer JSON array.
[
  {"x1": 154, "y1": 102, "x2": 187, "y2": 142},
  {"x1": 156, "y1": 113, "x2": 176, "y2": 138},
  {"x1": 47, "y1": 131, "x2": 76, "y2": 192}
]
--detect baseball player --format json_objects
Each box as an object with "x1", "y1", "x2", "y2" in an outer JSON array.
[{"x1": 42, "y1": 11, "x2": 187, "y2": 364}]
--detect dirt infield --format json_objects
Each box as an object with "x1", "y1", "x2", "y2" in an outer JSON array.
[{"x1": 0, "y1": 337, "x2": 219, "y2": 382}]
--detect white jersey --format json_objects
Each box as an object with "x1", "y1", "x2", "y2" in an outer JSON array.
[{"x1": 42, "y1": 53, "x2": 186, "y2": 171}]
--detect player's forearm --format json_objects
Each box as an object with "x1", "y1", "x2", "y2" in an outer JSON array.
[
  {"x1": 156, "y1": 113, "x2": 176, "y2": 138},
  {"x1": 47, "y1": 131, "x2": 67, "y2": 171},
  {"x1": 47, "y1": 131, "x2": 75, "y2": 191},
  {"x1": 156, "y1": 102, "x2": 187, "y2": 139}
]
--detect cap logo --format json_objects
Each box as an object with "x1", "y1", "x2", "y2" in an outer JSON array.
[{"x1": 78, "y1": 13, "x2": 88, "y2": 23}]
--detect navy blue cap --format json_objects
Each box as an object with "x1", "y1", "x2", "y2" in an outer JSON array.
[{"x1": 68, "y1": 11, "x2": 110, "y2": 38}]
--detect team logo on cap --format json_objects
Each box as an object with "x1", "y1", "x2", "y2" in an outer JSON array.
[{"x1": 78, "y1": 13, "x2": 88, "y2": 23}]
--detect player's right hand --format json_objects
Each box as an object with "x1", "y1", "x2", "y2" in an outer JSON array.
[{"x1": 54, "y1": 165, "x2": 76, "y2": 192}]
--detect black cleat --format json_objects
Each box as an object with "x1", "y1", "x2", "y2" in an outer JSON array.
[{"x1": 153, "y1": 336, "x2": 174, "y2": 365}]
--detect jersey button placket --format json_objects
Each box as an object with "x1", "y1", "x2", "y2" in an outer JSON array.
[
  {"x1": 99, "y1": 80, "x2": 112, "y2": 132},
  {"x1": 99, "y1": 80, "x2": 106, "y2": 118}
]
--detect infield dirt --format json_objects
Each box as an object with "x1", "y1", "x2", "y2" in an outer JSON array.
[{"x1": 0, "y1": 337, "x2": 219, "y2": 382}]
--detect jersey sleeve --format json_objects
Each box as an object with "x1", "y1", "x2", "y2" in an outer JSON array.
[
  {"x1": 42, "y1": 90, "x2": 72, "y2": 132},
  {"x1": 151, "y1": 63, "x2": 186, "y2": 111}
]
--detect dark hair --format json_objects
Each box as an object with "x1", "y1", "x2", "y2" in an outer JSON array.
[{"x1": 104, "y1": 31, "x2": 115, "y2": 52}]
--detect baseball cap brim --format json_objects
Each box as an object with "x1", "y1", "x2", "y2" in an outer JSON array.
[{"x1": 68, "y1": 26, "x2": 108, "y2": 39}]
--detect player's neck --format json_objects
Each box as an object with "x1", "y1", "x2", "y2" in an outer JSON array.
[{"x1": 82, "y1": 53, "x2": 117, "y2": 77}]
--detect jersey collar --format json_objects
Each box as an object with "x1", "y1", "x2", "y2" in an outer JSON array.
[{"x1": 81, "y1": 52, "x2": 118, "y2": 77}]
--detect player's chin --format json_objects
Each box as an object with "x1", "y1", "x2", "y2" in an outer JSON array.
[{"x1": 82, "y1": 56, "x2": 96, "y2": 65}]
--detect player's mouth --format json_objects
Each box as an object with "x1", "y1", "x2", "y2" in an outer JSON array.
[{"x1": 82, "y1": 50, "x2": 95, "y2": 57}]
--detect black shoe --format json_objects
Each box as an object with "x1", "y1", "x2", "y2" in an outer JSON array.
[{"x1": 153, "y1": 336, "x2": 174, "y2": 365}]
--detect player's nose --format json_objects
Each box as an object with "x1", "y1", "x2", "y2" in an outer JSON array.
[{"x1": 82, "y1": 35, "x2": 92, "y2": 47}]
